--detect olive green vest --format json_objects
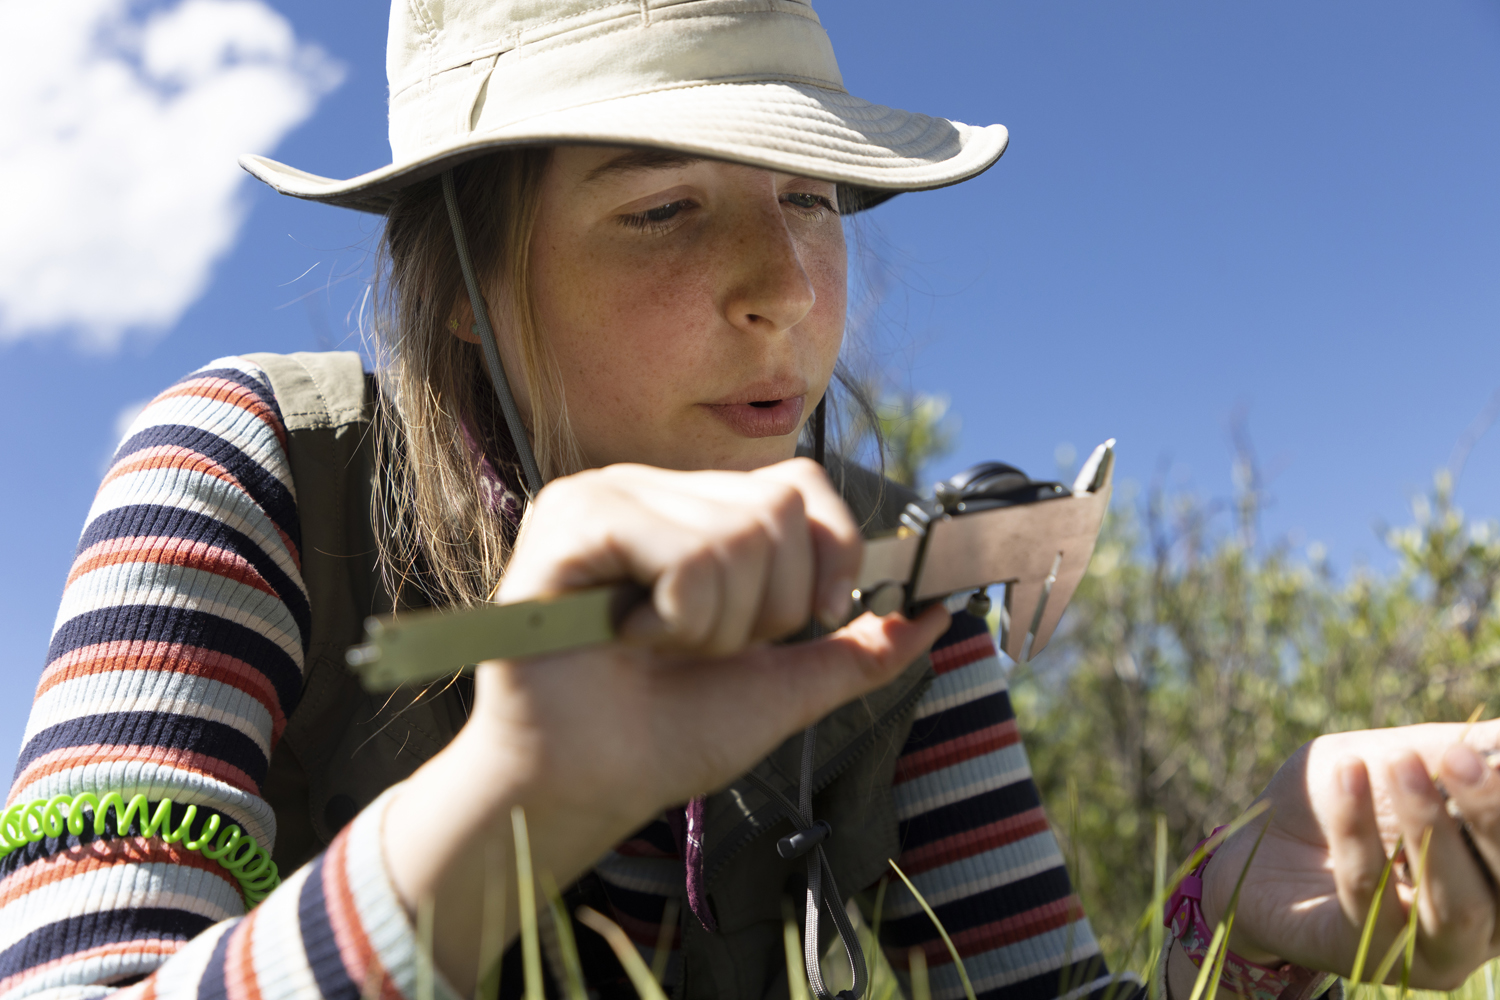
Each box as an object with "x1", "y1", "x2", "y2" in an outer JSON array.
[{"x1": 249, "y1": 351, "x2": 934, "y2": 999}]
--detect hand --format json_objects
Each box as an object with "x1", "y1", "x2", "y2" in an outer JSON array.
[
  {"x1": 498, "y1": 459, "x2": 866, "y2": 651},
  {"x1": 383, "y1": 459, "x2": 951, "y2": 993},
  {"x1": 1201, "y1": 721, "x2": 1500, "y2": 991}
]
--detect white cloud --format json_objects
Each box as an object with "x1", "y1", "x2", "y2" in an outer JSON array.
[{"x1": 0, "y1": 0, "x2": 344, "y2": 350}]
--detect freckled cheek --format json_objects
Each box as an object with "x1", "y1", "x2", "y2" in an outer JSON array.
[
  {"x1": 540, "y1": 253, "x2": 718, "y2": 418},
  {"x1": 803, "y1": 247, "x2": 848, "y2": 374}
]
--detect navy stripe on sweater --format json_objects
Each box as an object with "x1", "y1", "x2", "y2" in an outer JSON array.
[
  {"x1": 114, "y1": 424, "x2": 298, "y2": 549},
  {"x1": 16, "y1": 711, "x2": 269, "y2": 787},
  {"x1": 43, "y1": 604, "x2": 302, "y2": 718},
  {"x1": 76, "y1": 502, "x2": 312, "y2": 647}
]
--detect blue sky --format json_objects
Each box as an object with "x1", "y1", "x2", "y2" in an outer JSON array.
[{"x1": 2, "y1": 0, "x2": 1497, "y2": 761}]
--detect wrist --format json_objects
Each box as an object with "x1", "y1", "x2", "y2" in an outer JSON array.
[{"x1": 1198, "y1": 845, "x2": 1280, "y2": 967}]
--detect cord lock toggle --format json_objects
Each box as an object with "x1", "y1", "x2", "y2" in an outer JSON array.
[{"x1": 777, "y1": 820, "x2": 832, "y2": 860}]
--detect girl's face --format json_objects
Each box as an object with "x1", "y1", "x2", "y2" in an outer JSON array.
[{"x1": 522, "y1": 145, "x2": 847, "y2": 472}]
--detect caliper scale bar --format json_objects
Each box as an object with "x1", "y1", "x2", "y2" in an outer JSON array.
[{"x1": 347, "y1": 441, "x2": 1115, "y2": 691}]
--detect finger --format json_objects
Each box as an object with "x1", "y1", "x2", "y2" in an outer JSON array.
[
  {"x1": 625, "y1": 538, "x2": 723, "y2": 649},
  {"x1": 692, "y1": 604, "x2": 953, "y2": 741},
  {"x1": 1387, "y1": 751, "x2": 1494, "y2": 970},
  {"x1": 1437, "y1": 743, "x2": 1500, "y2": 918},
  {"x1": 753, "y1": 458, "x2": 861, "y2": 628},
  {"x1": 1328, "y1": 756, "x2": 1406, "y2": 972},
  {"x1": 505, "y1": 477, "x2": 736, "y2": 650},
  {"x1": 642, "y1": 474, "x2": 818, "y2": 645},
  {"x1": 741, "y1": 480, "x2": 814, "y2": 643},
  {"x1": 699, "y1": 513, "x2": 773, "y2": 655}
]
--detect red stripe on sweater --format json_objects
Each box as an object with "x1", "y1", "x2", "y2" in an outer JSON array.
[
  {"x1": 897, "y1": 807, "x2": 1052, "y2": 876},
  {"x1": 897, "y1": 896, "x2": 1088, "y2": 966},
  {"x1": 67, "y1": 535, "x2": 281, "y2": 600},
  {"x1": 893, "y1": 720, "x2": 1021, "y2": 784},
  {"x1": 0, "y1": 837, "x2": 236, "y2": 908},
  {"x1": 35, "y1": 641, "x2": 287, "y2": 738},
  {"x1": 929, "y1": 633, "x2": 999, "y2": 676},
  {"x1": 11, "y1": 745, "x2": 259, "y2": 805},
  {"x1": 0, "y1": 939, "x2": 185, "y2": 997},
  {"x1": 322, "y1": 829, "x2": 402, "y2": 1000},
  {"x1": 223, "y1": 910, "x2": 267, "y2": 1000},
  {"x1": 94, "y1": 437, "x2": 304, "y2": 572},
  {"x1": 101, "y1": 444, "x2": 243, "y2": 493},
  {"x1": 157, "y1": 378, "x2": 287, "y2": 449}
]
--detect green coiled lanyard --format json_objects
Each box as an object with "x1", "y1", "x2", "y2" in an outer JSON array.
[{"x1": 0, "y1": 792, "x2": 280, "y2": 906}]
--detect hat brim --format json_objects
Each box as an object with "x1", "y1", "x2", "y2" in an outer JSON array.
[{"x1": 240, "y1": 81, "x2": 1008, "y2": 215}]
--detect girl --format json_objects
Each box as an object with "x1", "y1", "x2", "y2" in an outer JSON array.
[{"x1": 6, "y1": 3, "x2": 1500, "y2": 999}]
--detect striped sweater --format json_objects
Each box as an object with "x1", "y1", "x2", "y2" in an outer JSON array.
[{"x1": 2, "y1": 357, "x2": 1114, "y2": 1000}]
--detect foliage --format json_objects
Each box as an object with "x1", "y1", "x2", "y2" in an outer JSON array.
[
  {"x1": 840, "y1": 375, "x2": 959, "y2": 489},
  {"x1": 1008, "y1": 466, "x2": 1500, "y2": 963}
]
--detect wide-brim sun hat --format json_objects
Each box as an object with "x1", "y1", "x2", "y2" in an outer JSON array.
[{"x1": 239, "y1": 0, "x2": 1009, "y2": 214}]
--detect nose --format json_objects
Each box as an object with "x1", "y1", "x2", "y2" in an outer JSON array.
[{"x1": 720, "y1": 194, "x2": 817, "y2": 336}]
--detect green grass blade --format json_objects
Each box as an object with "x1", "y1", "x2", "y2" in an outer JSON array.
[
  {"x1": 1186, "y1": 922, "x2": 1228, "y2": 1000},
  {"x1": 576, "y1": 906, "x2": 671, "y2": 1000},
  {"x1": 870, "y1": 876, "x2": 888, "y2": 951},
  {"x1": 1131, "y1": 800, "x2": 1272, "y2": 941},
  {"x1": 909, "y1": 946, "x2": 932, "y2": 1000},
  {"x1": 1368, "y1": 925, "x2": 1413, "y2": 988},
  {"x1": 1349, "y1": 835, "x2": 1403, "y2": 985},
  {"x1": 1398, "y1": 827, "x2": 1433, "y2": 1000},
  {"x1": 1204, "y1": 918, "x2": 1234, "y2": 1000},
  {"x1": 510, "y1": 806, "x2": 544, "y2": 1000},
  {"x1": 360, "y1": 964, "x2": 385, "y2": 1000},
  {"x1": 650, "y1": 897, "x2": 679, "y2": 986},
  {"x1": 476, "y1": 838, "x2": 507, "y2": 1000},
  {"x1": 1197, "y1": 808, "x2": 1273, "y2": 1000},
  {"x1": 889, "y1": 859, "x2": 979, "y2": 1000},
  {"x1": 540, "y1": 871, "x2": 588, "y2": 1000},
  {"x1": 1175, "y1": 807, "x2": 1276, "y2": 1000},
  {"x1": 1148, "y1": 814, "x2": 1168, "y2": 1000},
  {"x1": 868, "y1": 876, "x2": 896, "y2": 1000},
  {"x1": 417, "y1": 895, "x2": 435, "y2": 1000}
]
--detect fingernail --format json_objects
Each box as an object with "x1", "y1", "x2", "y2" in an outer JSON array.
[
  {"x1": 1394, "y1": 754, "x2": 1431, "y2": 795},
  {"x1": 1446, "y1": 744, "x2": 1485, "y2": 788},
  {"x1": 819, "y1": 578, "x2": 854, "y2": 629}
]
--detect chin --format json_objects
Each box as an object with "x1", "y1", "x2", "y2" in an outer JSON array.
[{"x1": 711, "y1": 440, "x2": 802, "y2": 472}]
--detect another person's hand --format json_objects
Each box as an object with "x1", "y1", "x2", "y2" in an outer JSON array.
[
  {"x1": 385, "y1": 459, "x2": 951, "y2": 993},
  {"x1": 1198, "y1": 721, "x2": 1500, "y2": 991}
]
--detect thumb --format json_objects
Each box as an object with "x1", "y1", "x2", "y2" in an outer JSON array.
[{"x1": 676, "y1": 605, "x2": 953, "y2": 742}]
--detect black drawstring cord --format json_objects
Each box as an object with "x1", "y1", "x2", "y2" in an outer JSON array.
[
  {"x1": 441, "y1": 169, "x2": 545, "y2": 496},
  {"x1": 783, "y1": 396, "x2": 867, "y2": 1000}
]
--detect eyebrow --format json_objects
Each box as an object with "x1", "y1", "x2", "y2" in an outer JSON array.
[{"x1": 582, "y1": 148, "x2": 702, "y2": 183}]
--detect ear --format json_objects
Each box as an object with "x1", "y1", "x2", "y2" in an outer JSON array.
[{"x1": 446, "y1": 301, "x2": 481, "y2": 344}]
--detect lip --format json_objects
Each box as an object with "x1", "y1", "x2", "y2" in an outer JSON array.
[{"x1": 702, "y1": 394, "x2": 806, "y2": 438}]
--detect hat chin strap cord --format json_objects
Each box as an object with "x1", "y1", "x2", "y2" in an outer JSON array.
[
  {"x1": 445, "y1": 171, "x2": 863, "y2": 996},
  {"x1": 441, "y1": 169, "x2": 545, "y2": 496}
]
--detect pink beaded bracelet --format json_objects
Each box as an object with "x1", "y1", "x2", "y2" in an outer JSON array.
[{"x1": 1165, "y1": 827, "x2": 1335, "y2": 1000}]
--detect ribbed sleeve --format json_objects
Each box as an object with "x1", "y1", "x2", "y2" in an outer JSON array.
[
  {"x1": 0, "y1": 359, "x2": 443, "y2": 1000},
  {"x1": 883, "y1": 611, "x2": 1119, "y2": 1000}
]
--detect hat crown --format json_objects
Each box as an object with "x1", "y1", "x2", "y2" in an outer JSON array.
[{"x1": 386, "y1": 0, "x2": 845, "y2": 161}]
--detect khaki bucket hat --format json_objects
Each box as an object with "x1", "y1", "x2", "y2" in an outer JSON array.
[{"x1": 239, "y1": 0, "x2": 1010, "y2": 214}]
